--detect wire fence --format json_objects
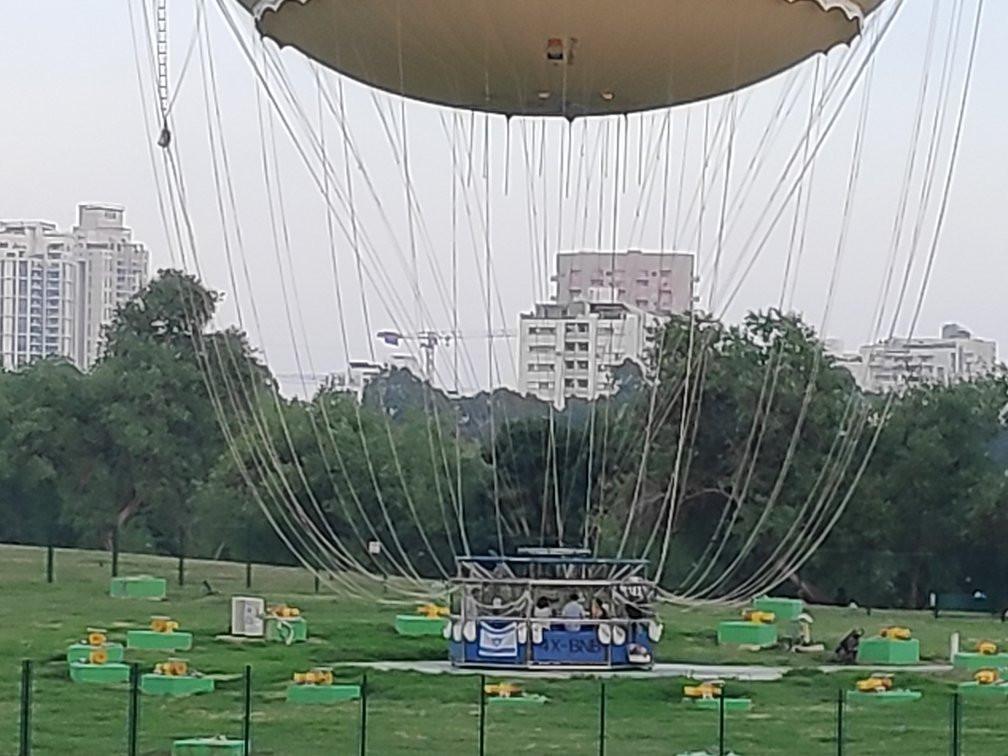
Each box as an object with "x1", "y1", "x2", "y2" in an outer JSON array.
[
  {"x1": 14, "y1": 659, "x2": 1008, "y2": 755},
  {"x1": 36, "y1": 541, "x2": 294, "y2": 594}
]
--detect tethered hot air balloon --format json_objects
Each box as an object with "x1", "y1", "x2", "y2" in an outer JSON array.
[{"x1": 235, "y1": 0, "x2": 886, "y2": 117}]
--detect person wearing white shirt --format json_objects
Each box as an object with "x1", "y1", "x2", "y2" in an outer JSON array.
[{"x1": 561, "y1": 593, "x2": 586, "y2": 632}]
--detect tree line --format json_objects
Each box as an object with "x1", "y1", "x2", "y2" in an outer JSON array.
[{"x1": 1, "y1": 270, "x2": 1006, "y2": 609}]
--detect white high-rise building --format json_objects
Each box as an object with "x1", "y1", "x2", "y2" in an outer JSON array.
[
  {"x1": 553, "y1": 250, "x2": 695, "y2": 314},
  {"x1": 0, "y1": 205, "x2": 149, "y2": 371},
  {"x1": 0, "y1": 222, "x2": 78, "y2": 370},
  {"x1": 72, "y1": 205, "x2": 150, "y2": 368},
  {"x1": 826, "y1": 324, "x2": 1000, "y2": 393},
  {"x1": 518, "y1": 300, "x2": 661, "y2": 408}
]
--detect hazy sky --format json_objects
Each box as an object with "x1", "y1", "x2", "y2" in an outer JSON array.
[{"x1": 2, "y1": 1, "x2": 1004, "y2": 394}]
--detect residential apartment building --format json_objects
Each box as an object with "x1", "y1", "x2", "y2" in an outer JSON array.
[
  {"x1": 0, "y1": 222, "x2": 78, "y2": 369},
  {"x1": 0, "y1": 204, "x2": 149, "y2": 371},
  {"x1": 825, "y1": 324, "x2": 999, "y2": 393},
  {"x1": 553, "y1": 250, "x2": 695, "y2": 314},
  {"x1": 517, "y1": 300, "x2": 661, "y2": 408},
  {"x1": 73, "y1": 205, "x2": 150, "y2": 368}
]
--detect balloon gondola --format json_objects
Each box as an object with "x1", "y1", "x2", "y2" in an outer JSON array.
[{"x1": 447, "y1": 548, "x2": 661, "y2": 670}]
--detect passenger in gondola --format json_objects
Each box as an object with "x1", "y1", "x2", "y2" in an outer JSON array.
[
  {"x1": 591, "y1": 597, "x2": 611, "y2": 620},
  {"x1": 533, "y1": 595, "x2": 553, "y2": 619},
  {"x1": 561, "y1": 592, "x2": 586, "y2": 631}
]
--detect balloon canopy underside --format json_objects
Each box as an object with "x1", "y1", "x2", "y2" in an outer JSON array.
[{"x1": 241, "y1": 0, "x2": 884, "y2": 117}]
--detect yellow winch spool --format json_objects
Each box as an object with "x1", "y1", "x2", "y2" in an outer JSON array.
[
  {"x1": 416, "y1": 603, "x2": 449, "y2": 619},
  {"x1": 880, "y1": 626, "x2": 911, "y2": 640},
  {"x1": 156, "y1": 659, "x2": 189, "y2": 677},
  {"x1": 977, "y1": 640, "x2": 998, "y2": 655},
  {"x1": 89, "y1": 649, "x2": 109, "y2": 665},
  {"x1": 683, "y1": 682, "x2": 722, "y2": 699},
  {"x1": 742, "y1": 609, "x2": 775, "y2": 624},
  {"x1": 150, "y1": 616, "x2": 179, "y2": 633},
  {"x1": 484, "y1": 682, "x2": 522, "y2": 698},
  {"x1": 87, "y1": 630, "x2": 107, "y2": 646},
  {"x1": 856, "y1": 676, "x2": 893, "y2": 693},
  {"x1": 975, "y1": 669, "x2": 999, "y2": 685},
  {"x1": 293, "y1": 668, "x2": 334, "y2": 685}
]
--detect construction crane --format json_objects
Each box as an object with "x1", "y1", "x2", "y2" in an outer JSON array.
[{"x1": 375, "y1": 328, "x2": 516, "y2": 382}]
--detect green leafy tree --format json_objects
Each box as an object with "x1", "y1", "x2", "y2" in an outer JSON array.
[
  {"x1": 57, "y1": 269, "x2": 272, "y2": 553},
  {"x1": 811, "y1": 378, "x2": 1008, "y2": 607}
]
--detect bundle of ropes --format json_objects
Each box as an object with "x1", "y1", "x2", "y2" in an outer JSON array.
[{"x1": 125, "y1": 0, "x2": 986, "y2": 604}]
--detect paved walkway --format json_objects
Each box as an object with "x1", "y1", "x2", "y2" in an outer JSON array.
[
  {"x1": 331, "y1": 660, "x2": 787, "y2": 680},
  {"x1": 331, "y1": 659, "x2": 954, "y2": 680}
]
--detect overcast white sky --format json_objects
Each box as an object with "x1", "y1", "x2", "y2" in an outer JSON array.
[{"x1": 1, "y1": 2, "x2": 1004, "y2": 394}]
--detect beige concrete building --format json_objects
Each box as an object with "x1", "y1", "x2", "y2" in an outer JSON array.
[
  {"x1": 552, "y1": 250, "x2": 695, "y2": 314},
  {"x1": 826, "y1": 324, "x2": 1000, "y2": 393}
]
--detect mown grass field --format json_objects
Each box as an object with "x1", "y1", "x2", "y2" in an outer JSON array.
[{"x1": 2, "y1": 543, "x2": 1008, "y2": 754}]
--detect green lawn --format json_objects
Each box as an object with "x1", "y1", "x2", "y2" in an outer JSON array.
[{"x1": 2, "y1": 543, "x2": 1008, "y2": 754}]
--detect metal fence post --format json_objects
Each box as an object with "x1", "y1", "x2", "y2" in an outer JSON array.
[
  {"x1": 45, "y1": 542, "x2": 54, "y2": 584},
  {"x1": 127, "y1": 662, "x2": 140, "y2": 756},
  {"x1": 718, "y1": 691, "x2": 726, "y2": 756},
  {"x1": 598, "y1": 681, "x2": 607, "y2": 756},
  {"x1": 951, "y1": 691, "x2": 961, "y2": 756},
  {"x1": 836, "y1": 688, "x2": 845, "y2": 756},
  {"x1": 244, "y1": 521, "x2": 252, "y2": 589},
  {"x1": 111, "y1": 526, "x2": 120, "y2": 578},
  {"x1": 177, "y1": 526, "x2": 186, "y2": 587},
  {"x1": 478, "y1": 675, "x2": 487, "y2": 756},
  {"x1": 19, "y1": 660, "x2": 32, "y2": 756},
  {"x1": 358, "y1": 673, "x2": 368, "y2": 756},
  {"x1": 242, "y1": 664, "x2": 252, "y2": 754}
]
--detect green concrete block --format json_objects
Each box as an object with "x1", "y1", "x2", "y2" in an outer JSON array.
[
  {"x1": 848, "y1": 689, "x2": 921, "y2": 703},
  {"x1": 856, "y1": 637, "x2": 920, "y2": 665},
  {"x1": 953, "y1": 652, "x2": 1008, "y2": 671},
  {"x1": 67, "y1": 643, "x2": 124, "y2": 664},
  {"x1": 265, "y1": 616, "x2": 308, "y2": 643},
  {"x1": 109, "y1": 576, "x2": 166, "y2": 599},
  {"x1": 286, "y1": 684, "x2": 361, "y2": 703},
  {"x1": 69, "y1": 662, "x2": 130, "y2": 684},
  {"x1": 958, "y1": 682, "x2": 1008, "y2": 697},
  {"x1": 487, "y1": 694, "x2": 548, "y2": 705},
  {"x1": 127, "y1": 630, "x2": 193, "y2": 651},
  {"x1": 716, "y1": 621, "x2": 777, "y2": 647},
  {"x1": 142, "y1": 674, "x2": 215, "y2": 697},
  {"x1": 752, "y1": 596, "x2": 804, "y2": 621},
  {"x1": 394, "y1": 614, "x2": 447, "y2": 637},
  {"x1": 690, "y1": 697, "x2": 752, "y2": 711},
  {"x1": 172, "y1": 737, "x2": 245, "y2": 755}
]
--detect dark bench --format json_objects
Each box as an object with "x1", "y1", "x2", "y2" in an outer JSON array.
[{"x1": 931, "y1": 592, "x2": 1004, "y2": 620}]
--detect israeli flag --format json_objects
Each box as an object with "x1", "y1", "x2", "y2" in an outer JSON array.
[{"x1": 478, "y1": 622, "x2": 519, "y2": 658}]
